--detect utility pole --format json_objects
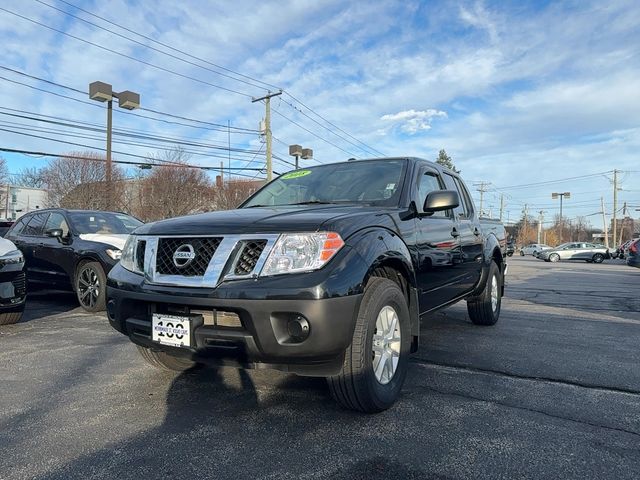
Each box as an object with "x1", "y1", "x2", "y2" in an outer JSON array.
[
  {"x1": 499, "y1": 194, "x2": 504, "y2": 222},
  {"x1": 612, "y1": 169, "x2": 619, "y2": 246},
  {"x1": 252, "y1": 90, "x2": 282, "y2": 181},
  {"x1": 537, "y1": 210, "x2": 545, "y2": 244},
  {"x1": 474, "y1": 182, "x2": 490, "y2": 217},
  {"x1": 601, "y1": 196, "x2": 609, "y2": 249},
  {"x1": 523, "y1": 204, "x2": 529, "y2": 242}
]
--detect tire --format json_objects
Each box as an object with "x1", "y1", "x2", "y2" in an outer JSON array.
[
  {"x1": 549, "y1": 253, "x2": 560, "y2": 263},
  {"x1": 592, "y1": 253, "x2": 605, "y2": 264},
  {"x1": 0, "y1": 311, "x2": 23, "y2": 325},
  {"x1": 75, "y1": 261, "x2": 107, "y2": 312},
  {"x1": 520, "y1": 250, "x2": 525, "y2": 256},
  {"x1": 137, "y1": 345, "x2": 198, "y2": 371},
  {"x1": 467, "y1": 261, "x2": 502, "y2": 326},
  {"x1": 507, "y1": 252, "x2": 513, "y2": 257},
  {"x1": 327, "y1": 277, "x2": 411, "y2": 413}
]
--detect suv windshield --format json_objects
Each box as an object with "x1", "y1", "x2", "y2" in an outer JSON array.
[
  {"x1": 242, "y1": 159, "x2": 406, "y2": 208},
  {"x1": 68, "y1": 212, "x2": 142, "y2": 235}
]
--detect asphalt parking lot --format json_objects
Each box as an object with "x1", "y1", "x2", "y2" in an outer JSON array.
[{"x1": 1, "y1": 256, "x2": 639, "y2": 479}]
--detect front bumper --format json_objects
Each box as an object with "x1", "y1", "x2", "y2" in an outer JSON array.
[
  {"x1": 0, "y1": 264, "x2": 26, "y2": 312},
  {"x1": 107, "y1": 265, "x2": 362, "y2": 376}
]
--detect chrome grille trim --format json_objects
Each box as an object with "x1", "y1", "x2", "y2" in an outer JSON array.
[{"x1": 141, "y1": 234, "x2": 280, "y2": 287}]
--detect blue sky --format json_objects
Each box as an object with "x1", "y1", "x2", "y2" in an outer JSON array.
[{"x1": 0, "y1": 0, "x2": 639, "y2": 226}]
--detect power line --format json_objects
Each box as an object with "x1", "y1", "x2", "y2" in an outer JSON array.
[
  {"x1": 32, "y1": 1, "x2": 381, "y2": 158},
  {"x1": 0, "y1": 66, "x2": 259, "y2": 133},
  {"x1": 0, "y1": 147, "x2": 264, "y2": 178},
  {"x1": 0, "y1": 6, "x2": 255, "y2": 98},
  {"x1": 494, "y1": 171, "x2": 614, "y2": 190},
  {"x1": 53, "y1": 0, "x2": 281, "y2": 92}
]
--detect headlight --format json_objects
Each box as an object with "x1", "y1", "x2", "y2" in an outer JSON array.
[
  {"x1": 106, "y1": 248, "x2": 122, "y2": 260},
  {"x1": 0, "y1": 249, "x2": 24, "y2": 265},
  {"x1": 120, "y1": 235, "x2": 142, "y2": 274},
  {"x1": 260, "y1": 232, "x2": 344, "y2": 276}
]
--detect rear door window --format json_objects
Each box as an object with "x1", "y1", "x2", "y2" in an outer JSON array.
[{"x1": 22, "y1": 213, "x2": 49, "y2": 236}]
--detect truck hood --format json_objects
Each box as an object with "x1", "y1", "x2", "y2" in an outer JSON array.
[{"x1": 135, "y1": 205, "x2": 400, "y2": 238}]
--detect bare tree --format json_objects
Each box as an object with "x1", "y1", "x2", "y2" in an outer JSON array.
[
  {"x1": 0, "y1": 157, "x2": 9, "y2": 209},
  {"x1": 13, "y1": 166, "x2": 47, "y2": 188},
  {"x1": 43, "y1": 151, "x2": 125, "y2": 210},
  {"x1": 212, "y1": 178, "x2": 263, "y2": 211},
  {"x1": 134, "y1": 149, "x2": 213, "y2": 221}
]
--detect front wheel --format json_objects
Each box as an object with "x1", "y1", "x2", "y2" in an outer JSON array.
[
  {"x1": 137, "y1": 345, "x2": 199, "y2": 371},
  {"x1": 0, "y1": 310, "x2": 23, "y2": 325},
  {"x1": 592, "y1": 253, "x2": 605, "y2": 264},
  {"x1": 520, "y1": 250, "x2": 525, "y2": 256},
  {"x1": 467, "y1": 261, "x2": 502, "y2": 326},
  {"x1": 549, "y1": 253, "x2": 560, "y2": 263},
  {"x1": 327, "y1": 277, "x2": 411, "y2": 413},
  {"x1": 75, "y1": 261, "x2": 107, "y2": 312}
]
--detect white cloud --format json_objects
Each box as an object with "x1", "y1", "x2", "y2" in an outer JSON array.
[{"x1": 380, "y1": 109, "x2": 447, "y2": 134}]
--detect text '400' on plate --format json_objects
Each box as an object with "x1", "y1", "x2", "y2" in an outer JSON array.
[{"x1": 152, "y1": 313, "x2": 191, "y2": 347}]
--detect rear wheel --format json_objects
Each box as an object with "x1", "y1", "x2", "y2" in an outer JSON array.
[
  {"x1": 137, "y1": 345, "x2": 198, "y2": 371},
  {"x1": 592, "y1": 253, "x2": 605, "y2": 264},
  {"x1": 75, "y1": 261, "x2": 107, "y2": 312},
  {"x1": 327, "y1": 277, "x2": 411, "y2": 413},
  {"x1": 549, "y1": 253, "x2": 560, "y2": 263},
  {"x1": 467, "y1": 261, "x2": 502, "y2": 326}
]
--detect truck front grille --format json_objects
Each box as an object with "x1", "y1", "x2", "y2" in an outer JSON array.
[
  {"x1": 156, "y1": 237, "x2": 222, "y2": 276},
  {"x1": 234, "y1": 240, "x2": 267, "y2": 275}
]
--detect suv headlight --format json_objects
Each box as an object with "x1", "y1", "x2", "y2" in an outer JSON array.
[
  {"x1": 120, "y1": 235, "x2": 142, "y2": 274},
  {"x1": 260, "y1": 232, "x2": 344, "y2": 276},
  {"x1": 0, "y1": 249, "x2": 24, "y2": 266}
]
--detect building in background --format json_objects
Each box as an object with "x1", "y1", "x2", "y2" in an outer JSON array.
[{"x1": 0, "y1": 185, "x2": 48, "y2": 220}]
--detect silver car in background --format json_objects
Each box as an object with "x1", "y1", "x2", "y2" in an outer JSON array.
[
  {"x1": 538, "y1": 242, "x2": 610, "y2": 263},
  {"x1": 520, "y1": 243, "x2": 552, "y2": 256}
]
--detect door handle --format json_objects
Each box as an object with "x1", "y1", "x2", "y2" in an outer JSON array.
[{"x1": 451, "y1": 228, "x2": 460, "y2": 238}]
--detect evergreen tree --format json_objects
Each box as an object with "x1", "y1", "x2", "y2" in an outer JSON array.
[{"x1": 435, "y1": 149, "x2": 460, "y2": 173}]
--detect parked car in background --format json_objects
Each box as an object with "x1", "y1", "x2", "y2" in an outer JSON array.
[
  {"x1": 626, "y1": 239, "x2": 639, "y2": 269},
  {"x1": 538, "y1": 242, "x2": 610, "y2": 263},
  {"x1": 0, "y1": 220, "x2": 14, "y2": 238},
  {"x1": 0, "y1": 236, "x2": 26, "y2": 325},
  {"x1": 520, "y1": 243, "x2": 551, "y2": 256},
  {"x1": 614, "y1": 240, "x2": 633, "y2": 259},
  {"x1": 505, "y1": 239, "x2": 515, "y2": 257},
  {"x1": 5, "y1": 209, "x2": 142, "y2": 312}
]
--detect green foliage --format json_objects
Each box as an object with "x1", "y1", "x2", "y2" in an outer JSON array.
[{"x1": 435, "y1": 149, "x2": 459, "y2": 173}]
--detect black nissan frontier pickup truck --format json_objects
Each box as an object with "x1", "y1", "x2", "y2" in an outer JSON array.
[{"x1": 107, "y1": 157, "x2": 506, "y2": 412}]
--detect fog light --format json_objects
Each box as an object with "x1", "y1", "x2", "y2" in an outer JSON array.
[{"x1": 287, "y1": 316, "x2": 310, "y2": 342}]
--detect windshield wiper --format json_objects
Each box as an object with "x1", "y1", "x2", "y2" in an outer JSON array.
[{"x1": 288, "y1": 201, "x2": 335, "y2": 205}]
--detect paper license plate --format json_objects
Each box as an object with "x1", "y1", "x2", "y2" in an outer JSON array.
[{"x1": 152, "y1": 313, "x2": 191, "y2": 348}]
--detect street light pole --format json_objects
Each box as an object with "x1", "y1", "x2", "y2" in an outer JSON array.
[
  {"x1": 89, "y1": 81, "x2": 140, "y2": 210},
  {"x1": 552, "y1": 192, "x2": 570, "y2": 242},
  {"x1": 289, "y1": 144, "x2": 313, "y2": 170},
  {"x1": 106, "y1": 99, "x2": 113, "y2": 210}
]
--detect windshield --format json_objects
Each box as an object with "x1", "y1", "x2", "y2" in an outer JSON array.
[
  {"x1": 242, "y1": 159, "x2": 406, "y2": 208},
  {"x1": 68, "y1": 212, "x2": 143, "y2": 235}
]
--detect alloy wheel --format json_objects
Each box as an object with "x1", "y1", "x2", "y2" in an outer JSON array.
[
  {"x1": 372, "y1": 306, "x2": 401, "y2": 385},
  {"x1": 78, "y1": 266, "x2": 100, "y2": 309}
]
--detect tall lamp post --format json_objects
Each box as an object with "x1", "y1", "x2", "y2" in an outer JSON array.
[
  {"x1": 552, "y1": 192, "x2": 570, "y2": 242},
  {"x1": 89, "y1": 81, "x2": 140, "y2": 210},
  {"x1": 289, "y1": 144, "x2": 313, "y2": 169}
]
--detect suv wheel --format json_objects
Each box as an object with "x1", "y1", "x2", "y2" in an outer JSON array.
[
  {"x1": 137, "y1": 346, "x2": 199, "y2": 371},
  {"x1": 327, "y1": 277, "x2": 411, "y2": 413},
  {"x1": 75, "y1": 261, "x2": 107, "y2": 312},
  {"x1": 467, "y1": 260, "x2": 502, "y2": 326}
]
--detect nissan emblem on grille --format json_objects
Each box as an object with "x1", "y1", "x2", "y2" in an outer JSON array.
[{"x1": 172, "y1": 244, "x2": 196, "y2": 268}]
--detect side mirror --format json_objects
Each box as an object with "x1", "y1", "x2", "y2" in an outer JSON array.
[
  {"x1": 45, "y1": 228, "x2": 64, "y2": 242},
  {"x1": 423, "y1": 190, "x2": 460, "y2": 214}
]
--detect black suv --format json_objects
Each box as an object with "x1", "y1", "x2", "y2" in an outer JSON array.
[{"x1": 6, "y1": 209, "x2": 142, "y2": 312}]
